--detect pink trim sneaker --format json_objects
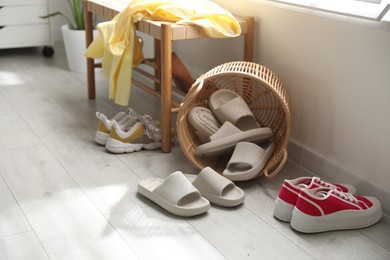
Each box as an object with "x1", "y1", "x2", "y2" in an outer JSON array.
[
  {"x1": 290, "y1": 187, "x2": 382, "y2": 233},
  {"x1": 274, "y1": 177, "x2": 356, "y2": 222}
]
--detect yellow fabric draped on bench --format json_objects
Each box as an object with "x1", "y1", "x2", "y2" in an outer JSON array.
[{"x1": 84, "y1": 0, "x2": 241, "y2": 106}]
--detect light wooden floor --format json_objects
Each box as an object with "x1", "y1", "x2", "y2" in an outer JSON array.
[{"x1": 0, "y1": 43, "x2": 389, "y2": 260}]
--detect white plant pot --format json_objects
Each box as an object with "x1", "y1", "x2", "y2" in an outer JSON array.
[{"x1": 61, "y1": 24, "x2": 98, "y2": 73}]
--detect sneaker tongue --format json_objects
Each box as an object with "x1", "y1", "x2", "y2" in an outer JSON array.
[
  {"x1": 312, "y1": 177, "x2": 322, "y2": 184},
  {"x1": 297, "y1": 178, "x2": 313, "y2": 188},
  {"x1": 311, "y1": 177, "x2": 332, "y2": 189}
]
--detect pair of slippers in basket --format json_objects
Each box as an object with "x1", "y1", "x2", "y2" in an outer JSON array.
[
  {"x1": 138, "y1": 167, "x2": 245, "y2": 217},
  {"x1": 189, "y1": 89, "x2": 275, "y2": 181}
]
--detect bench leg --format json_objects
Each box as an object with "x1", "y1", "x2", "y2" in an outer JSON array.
[
  {"x1": 160, "y1": 23, "x2": 173, "y2": 153},
  {"x1": 84, "y1": 1, "x2": 96, "y2": 99},
  {"x1": 244, "y1": 16, "x2": 255, "y2": 62}
]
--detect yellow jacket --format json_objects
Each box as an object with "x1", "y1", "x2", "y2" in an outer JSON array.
[{"x1": 85, "y1": 0, "x2": 241, "y2": 106}]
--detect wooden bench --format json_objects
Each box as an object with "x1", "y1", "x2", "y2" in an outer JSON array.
[{"x1": 84, "y1": 0, "x2": 254, "y2": 152}]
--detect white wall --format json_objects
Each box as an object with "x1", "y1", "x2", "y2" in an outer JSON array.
[{"x1": 50, "y1": 0, "x2": 390, "y2": 212}]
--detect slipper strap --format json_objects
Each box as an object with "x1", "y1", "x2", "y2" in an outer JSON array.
[
  {"x1": 213, "y1": 96, "x2": 253, "y2": 125},
  {"x1": 209, "y1": 122, "x2": 241, "y2": 141},
  {"x1": 227, "y1": 142, "x2": 266, "y2": 169},
  {"x1": 192, "y1": 167, "x2": 234, "y2": 196},
  {"x1": 154, "y1": 171, "x2": 201, "y2": 206}
]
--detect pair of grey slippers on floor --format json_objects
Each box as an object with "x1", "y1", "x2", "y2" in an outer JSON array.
[
  {"x1": 138, "y1": 167, "x2": 245, "y2": 217},
  {"x1": 188, "y1": 89, "x2": 275, "y2": 181}
]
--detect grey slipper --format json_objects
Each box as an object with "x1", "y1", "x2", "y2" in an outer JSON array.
[
  {"x1": 184, "y1": 167, "x2": 245, "y2": 207},
  {"x1": 188, "y1": 106, "x2": 221, "y2": 143},
  {"x1": 223, "y1": 141, "x2": 275, "y2": 181},
  {"x1": 209, "y1": 89, "x2": 259, "y2": 131},
  {"x1": 138, "y1": 171, "x2": 210, "y2": 217},
  {"x1": 195, "y1": 121, "x2": 273, "y2": 157}
]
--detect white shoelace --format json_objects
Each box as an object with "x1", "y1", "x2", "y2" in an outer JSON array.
[
  {"x1": 332, "y1": 189, "x2": 358, "y2": 203},
  {"x1": 127, "y1": 108, "x2": 138, "y2": 118},
  {"x1": 313, "y1": 177, "x2": 342, "y2": 191}
]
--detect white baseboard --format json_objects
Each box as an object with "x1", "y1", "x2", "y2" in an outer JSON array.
[{"x1": 287, "y1": 140, "x2": 390, "y2": 216}]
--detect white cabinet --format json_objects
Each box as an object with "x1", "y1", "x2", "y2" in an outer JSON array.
[{"x1": 0, "y1": 0, "x2": 53, "y2": 54}]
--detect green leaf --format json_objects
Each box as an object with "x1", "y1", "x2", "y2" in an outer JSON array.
[
  {"x1": 39, "y1": 0, "x2": 94, "y2": 31},
  {"x1": 39, "y1": 11, "x2": 64, "y2": 19},
  {"x1": 39, "y1": 11, "x2": 75, "y2": 28},
  {"x1": 72, "y1": 0, "x2": 84, "y2": 30}
]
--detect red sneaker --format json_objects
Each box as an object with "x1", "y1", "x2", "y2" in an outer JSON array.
[
  {"x1": 274, "y1": 177, "x2": 356, "y2": 222},
  {"x1": 290, "y1": 187, "x2": 382, "y2": 233}
]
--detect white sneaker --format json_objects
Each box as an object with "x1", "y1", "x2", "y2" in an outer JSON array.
[
  {"x1": 95, "y1": 108, "x2": 138, "y2": 145},
  {"x1": 105, "y1": 115, "x2": 162, "y2": 153}
]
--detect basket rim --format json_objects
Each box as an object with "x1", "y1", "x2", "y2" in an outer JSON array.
[{"x1": 194, "y1": 61, "x2": 291, "y2": 114}]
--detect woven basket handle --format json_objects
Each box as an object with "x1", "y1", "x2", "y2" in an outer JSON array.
[{"x1": 263, "y1": 148, "x2": 288, "y2": 179}]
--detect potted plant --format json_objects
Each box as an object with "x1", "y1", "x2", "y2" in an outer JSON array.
[{"x1": 41, "y1": 0, "x2": 97, "y2": 73}]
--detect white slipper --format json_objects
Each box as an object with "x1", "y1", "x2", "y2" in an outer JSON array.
[
  {"x1": 196, "y1": 121, "x2": 273, "y2": 157},
  {"x1": 223, "y1": 141, "x2": 275, "y2": 181},
  {"x1": 209, "y1": 89, "x2": 259, "y2": 131},
  {"x1": 188, "y1": 106, "x2": 221, "y2": 143},
  {"x1": 184, "y1": 167, "x2": 245, "y2": 207},
  {"x1": 138, "y1": 171, "x2": 210, "y2": 217},
  {"x1": 194, "y1": 89, "x2": 273, "y2": 157}
]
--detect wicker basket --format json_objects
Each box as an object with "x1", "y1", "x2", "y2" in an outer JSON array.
[{"x1": 177, "y1": 61, "x2": 291, "y2": 179}]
